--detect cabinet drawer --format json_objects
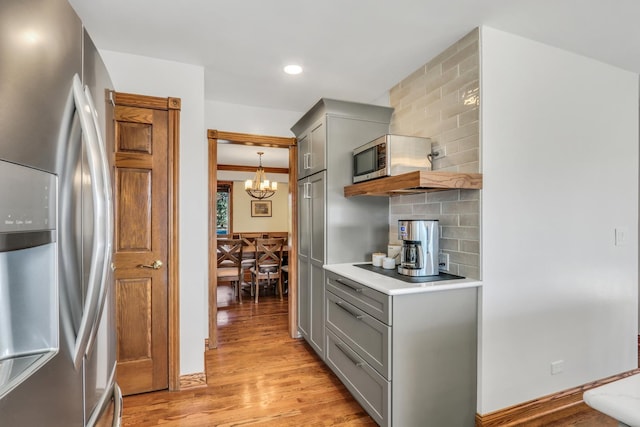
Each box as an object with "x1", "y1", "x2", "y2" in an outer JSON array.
[
  {"x1": 326, "y1": 272, "x2": 391, "y2": 325},
  {"x1": 326, "y1": 291, "x2": 390, "y2": 379},
  {"x1": 325, "y1": 330, "x2": 390, "y2": 427}
]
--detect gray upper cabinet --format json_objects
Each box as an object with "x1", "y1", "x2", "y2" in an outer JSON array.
[
  {"x1": 292, "y1": 98, "x2": 393, "y2": 184},
  {"x1": 292, "y1": 98, "x2": 393, "y2": 360},
  {"x1": 296, "y1": 132, "x2": 310, "y2": 179},
  {"x1": 296, "y1": 119, "x2": 326, "y2": 179}
]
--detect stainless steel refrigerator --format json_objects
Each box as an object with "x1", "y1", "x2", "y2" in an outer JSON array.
[{"x1": 0, "y1": 0, "x2": 121, "y2": 425}]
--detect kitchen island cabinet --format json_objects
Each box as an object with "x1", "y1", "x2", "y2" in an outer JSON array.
[{"x1": 324, "y1": 267, "x2": 479, "y2": 426}]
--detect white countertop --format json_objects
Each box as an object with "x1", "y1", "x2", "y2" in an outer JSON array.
[
  {"x1": 323, "y1": 262, "x2": 482, "y2": 295},
  {"x1": 583, "y1": 373, "x2": 640, "y2": 427}
]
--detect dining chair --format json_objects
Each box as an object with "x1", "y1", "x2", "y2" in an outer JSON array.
[
  {"x1": 267, "y1": 231, "x2": 288, "y2": 240},
  {"x1": 250, "y1": 238, "x2": 285, "y2": 303},
  {"x1": 280, "y1": 264, "x2": 289, "y2": 295},
  {"x1": 216, "y1": 238, "x2": 243, "y2": 303},
  {"x1": 238, "y1": 234, "x2": 259, "y2": 299}
]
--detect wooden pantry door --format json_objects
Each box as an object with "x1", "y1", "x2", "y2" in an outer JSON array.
[{"x1": 112, "y1": 93, "x2": 180, "y2": 395}]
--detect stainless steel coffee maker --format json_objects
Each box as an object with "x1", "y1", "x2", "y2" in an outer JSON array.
[{"x1": 397, "y1": 219, "x2": 439, "y2": 276}]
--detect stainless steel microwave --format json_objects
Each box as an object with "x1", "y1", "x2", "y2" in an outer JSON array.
[{"x1": 352, "y1": 134, "x2": 432, "y2": 183}]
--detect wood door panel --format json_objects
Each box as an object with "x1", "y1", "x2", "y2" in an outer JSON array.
[
  {"x1": 116, "y1": 169, "x2": 152, "y2": 251},
  {"x1": 116, "y1": 278, "x2": 152, "y2": 361},
  {"x1": 117, "y1": 362, "x2": 154, "y2": 396},
  {"x1": 117, "y1": 122, "x2": 152, "y2": 153}
]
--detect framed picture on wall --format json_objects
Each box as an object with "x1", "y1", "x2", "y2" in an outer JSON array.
[{"x1": 251, "y1": 200, "x2": 272, "y2": 217}]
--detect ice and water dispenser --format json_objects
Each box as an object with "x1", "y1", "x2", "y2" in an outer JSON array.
[{"x1": 0, "y1": 160, "x2": 58, "y2": 398}]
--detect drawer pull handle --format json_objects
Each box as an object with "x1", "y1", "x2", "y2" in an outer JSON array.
[
  {"x1": 335, "y1": 278, "x2": 363, "y2": 293},
  {"x1": 335, "y1": 301, "x2": 363, "y2": 320},
  {"x1": 336, "y1": 342, "x2": 363, "y2": 368}
]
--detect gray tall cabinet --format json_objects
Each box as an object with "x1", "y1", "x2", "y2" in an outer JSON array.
[{"x1": 291, "y1": 99, "x2": 392, "y2": 359}]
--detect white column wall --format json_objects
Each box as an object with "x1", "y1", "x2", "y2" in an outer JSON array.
[
  {"x1": 100, "y1": 50, "x2": 207, "y2": 376},
  {"x1": 479, "y1": 27, "x2": 638, "y2": 413}
]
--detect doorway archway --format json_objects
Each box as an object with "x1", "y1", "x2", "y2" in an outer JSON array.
[{"x1": 207, "y1": 130, "x2": 297, "y2": 349}]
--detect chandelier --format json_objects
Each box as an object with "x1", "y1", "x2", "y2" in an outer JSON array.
[{"x1": 245, "y1": 152, "x2": 277, "y2": 199}]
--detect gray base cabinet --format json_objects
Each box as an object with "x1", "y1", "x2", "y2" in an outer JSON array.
[{"x1": 325, "y1": 272, "x2": 478, "y2": 427}]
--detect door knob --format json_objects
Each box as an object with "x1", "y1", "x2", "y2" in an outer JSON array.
[{"x1": 138, "y1": 260, "x2": 163, "y2": 270}]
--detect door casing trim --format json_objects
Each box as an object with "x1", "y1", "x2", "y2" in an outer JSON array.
[{"x1": 207, "y1": 129, "x2": 297, "y2": 349}]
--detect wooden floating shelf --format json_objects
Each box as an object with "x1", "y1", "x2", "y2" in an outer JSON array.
[{"x1": 344, "y1": 170, "x2": 483, "y2": 197}]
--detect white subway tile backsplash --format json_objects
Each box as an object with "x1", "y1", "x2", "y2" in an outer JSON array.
[
  {"x1": 393, "y1": 193, "x2": 427, "y2": 205},
  {"x1": 441, "y1": 121, "x2": 479, "y2": 144},
  {"x1": 449, "y1": 251, "x2": 479, "y2": 266},
  {"x1": 390, "y1": 204, "x2": 414, "y2": 215},
  {"x1": 425, "y1": 67, "x2": 458, "y2": 95},
  {"x1": 459, "y1": 53, "x2": 479, "y2": 75},
  {"x1": 458, "y1": 162, "x2": 480, "y2": 174},
  {"x1": 460, "y1": 240, "x2": 480, "y2": 254},
  {"x1": 456, "y1": 133, "x2": 479, "y2": 152},
  {"x1": 458, "y1": 108, "x2": 479, "y2": 127},
  {"x1": 436, "y1": 214, "x2": 459, "y2": 226},
  {"x1": 442, "y1": 42, "x2": 478, "y2": 73},
  {"x1": 419, "y1": 88, "x2": 443, "y2": 109},
  {"x1": 426, "y1": 189, "x2": 460, "y2": 203},
  {"x1": 460, "y1": 189, "x2": 480, "y2": 201},
  {"x1": 440, "y1": 238, "x2": 459, "y2": 251},
  {"x1": 459, "y1": 214, "x2": 480, "y2": 227},
  {"x1": 413, "y1": 203, "x2": 442, "y2": 215},
  {"x1": 458, "y1": 265, "x2": 479, "y2": 279},
  {"x1": 441, "y1": 226, "x2": 479, "y2": 240},
  {"x1": 388, "y1": 27, "x2": 481, "y2": 279},
  {"x1": 442, "y1": 200, "x2": 479, "y2": 215},
  {"x1": 400, "y1": 84, "x2": 427, "y2": 106}
]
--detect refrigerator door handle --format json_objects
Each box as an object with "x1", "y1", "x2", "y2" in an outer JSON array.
[
  {"x1": 70, "y1": 74, "x2": 107, "y2": 369},
  {"x1": 112, "y1": 383, "x2": 123, "y2": 427},
  {"x1": 82, "y1": 85, "x2": 114, "y2": 358}
]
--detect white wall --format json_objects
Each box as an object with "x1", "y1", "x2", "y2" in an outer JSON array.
[
  {"x1": 206, "y1": 100, "x2": 302, "y2": 136},
  {"x1": 479, "y1": 27, "x2": 638, "y2": 413},
  {"x1": 100, "y1": 50, "x2": 207, "y2": 376}
]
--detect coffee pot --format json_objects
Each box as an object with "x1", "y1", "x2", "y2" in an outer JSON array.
[{"x1": 397, "y1": 219, "x2": 439, "y2": 276}]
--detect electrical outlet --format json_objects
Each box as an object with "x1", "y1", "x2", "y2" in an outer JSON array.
[
  {"x1": 550, "y1": 360, "x2": 564, "y2": 375},
  {"x1": 438, "y1": 252, "x2": 449, "y2": 271}
]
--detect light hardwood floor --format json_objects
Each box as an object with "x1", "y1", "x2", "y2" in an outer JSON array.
[
  {"x1": 121, "y1": 286, "x2": 375, "y2": 426},
  {"x1": 121, "y1": 285, "x2": 618, "y2": 426}
]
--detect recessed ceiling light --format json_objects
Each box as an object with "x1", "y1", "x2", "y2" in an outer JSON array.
[{"x1": 284, "y1": 64, "x2": 303, "y2": 75}]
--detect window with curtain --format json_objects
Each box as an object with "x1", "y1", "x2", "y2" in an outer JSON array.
[{"x1": 216, "y1": 181, "x2": 233, "y2": 235}]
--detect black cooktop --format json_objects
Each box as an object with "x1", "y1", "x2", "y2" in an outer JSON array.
[{"x1": 355, "y1": 263, "x2": 464, "y2": 284}]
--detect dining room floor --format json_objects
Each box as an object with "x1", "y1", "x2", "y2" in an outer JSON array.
[{"x1": 120, "y1": 285, "x2": 618, "y2": 426}]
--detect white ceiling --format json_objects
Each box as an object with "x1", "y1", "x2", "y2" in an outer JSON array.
[{"x1": 68, "y1": 0, "x2": 640, "y2": 168}]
